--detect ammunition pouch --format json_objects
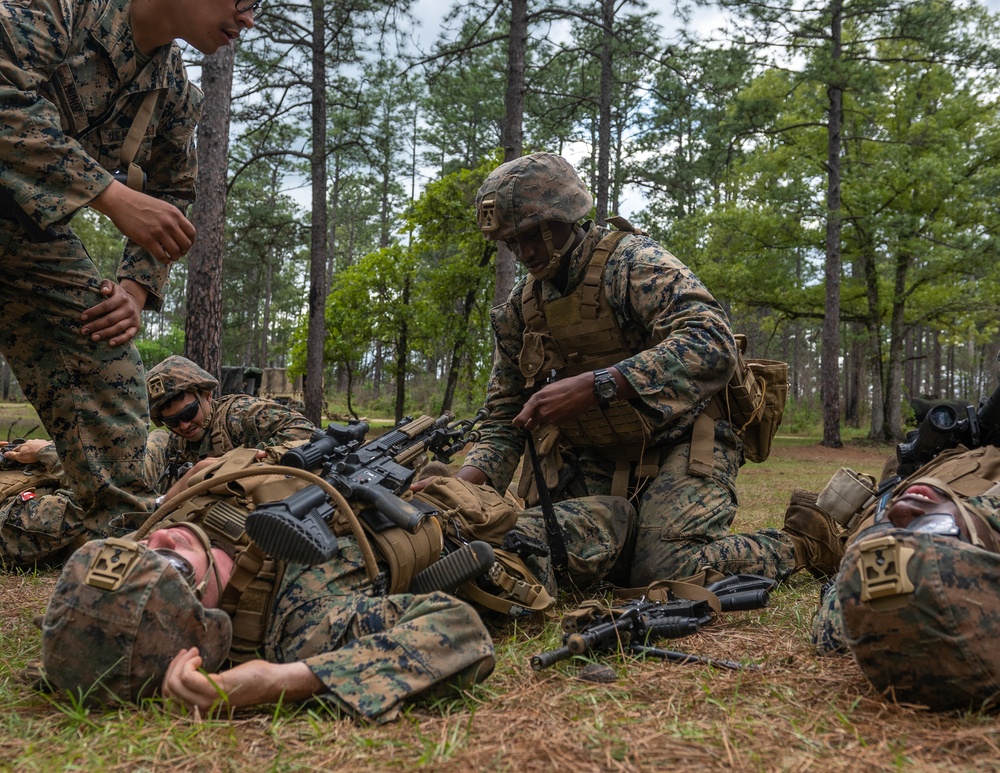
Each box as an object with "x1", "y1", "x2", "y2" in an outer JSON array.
[
  {"x1": 411, "y1": 475, "x2": 555, "y2": 616},
  {"x1": 0, "y1": 466, "x2": 60, "y2": 506},
  {"x1": 411, "y1": 476, "x2": 518, "y2": 544},
  {"x1": 360, "y1": 501, "x2": 443, "y2": 595}
]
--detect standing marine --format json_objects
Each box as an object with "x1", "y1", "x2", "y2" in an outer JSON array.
[{"x1": 0, "y1": 0, "x2": 256, "y2": 545}]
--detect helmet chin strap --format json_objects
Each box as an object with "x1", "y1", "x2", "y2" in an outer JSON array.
[
  {"x1": 193, "y1": 392, "x2": 212, "y2": 433},
  {"x1": 531, "y1": 223, "x2": 577, "y2": 281}
]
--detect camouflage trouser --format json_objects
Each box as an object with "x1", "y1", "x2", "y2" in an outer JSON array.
[
  {"x1": 266, "y1": 545, "x2": 495, "y2": 723},
  {"x1": 812, "y1": 580, "x2": 848, "y2": 654},
  {"x1": 573, "y1": 420, "x2": 797, "y2": 585},
  {"x1": 512, "y1": 495, "x2": 636, "y2": 595},
  {"x1": 0, "y1": 223, "x2": 154, "y2": 550},
  {"x1": 0, "y1": 485, "x2": 84, "y2": 566}
]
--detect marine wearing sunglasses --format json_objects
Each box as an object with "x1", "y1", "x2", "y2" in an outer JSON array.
[{"x1": 159, "y1": 392, "x2": 209, "y2": 440}]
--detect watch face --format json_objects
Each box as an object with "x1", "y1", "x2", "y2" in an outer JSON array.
[{"x1": 596, "y1": 374, "x2": 617, "y2": 400}]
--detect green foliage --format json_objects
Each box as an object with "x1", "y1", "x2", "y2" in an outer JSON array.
[
  {"x1": 136, "y1": 325, "x2": 185, "y2": 367},
  {"x1": 68, "y1": 209, "x2": 125, "y2": 278},
  {"x1": 780, "y1": 395, "x2": 824, "y2": 435}
]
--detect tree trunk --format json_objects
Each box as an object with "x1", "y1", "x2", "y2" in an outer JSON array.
[
  {"x1": 440, "y1": 287, "x2": 478, "y2": 414},
  {"x1": 494, "y1": 0, "x2": 528, "y2": 308},
  {"x1": 595, "y1": 0, "x2": 614, "y2": 226},
  {"x1": 184, "y1": 45, "x2": 234, "y2": 380},
  {"x1": 884, "y1": 253, "x2": 911, "y2": 441},
  {"x1": 394, "y1": 275, "x2": 411, "y2": 423},
  {"x1": 820, "y1": 0, "x2": 843, "y2": 448},
  {"x1": 304, "y1": 3, "x2": 329, "y2": 426}
]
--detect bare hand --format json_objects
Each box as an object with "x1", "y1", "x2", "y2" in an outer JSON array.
[
  {"x1": 162, "y1": 647, "x2": 323, "y2": 715},
  {"x1": 0, "y1": 438, "x2": 51, "y2": 464},
  {"x1": 162, "y1": 647, "x2": 227, "y2": 717},
  {"x1": 90, "y1": 180, "x2": 195, "y2": 264},
  {"x1": 512, "y1": 372, "x2": 598, "y2": 431},
  {"x1": 80, "y1": 280, "x2": 144, "y2": 346}
]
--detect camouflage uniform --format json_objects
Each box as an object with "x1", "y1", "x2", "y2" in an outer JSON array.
[
  {"x1": 266, "y1": 540, "x2": 495, "y2": 721},
  {"x1": 145, "y1": 394, "x2": 316, "y2": 490},
  {"x1": 0, "y1": 442, "x2": 85, "y2": 566},
  {"x1": 0, "y1": 0, "x2": 200, "y2": 540},
  {"x1": 511, "y1": 495, "x2": 637, "y2": 595},
  {"x1": 467, "y1": 156, "x2": 796, "y2": 585},
  {"x1": 41, "y1": 535, "x2": 495, "y2": 722},
  {"x1": 143, "y1": 356, "x2": 315, "y2": 492}
]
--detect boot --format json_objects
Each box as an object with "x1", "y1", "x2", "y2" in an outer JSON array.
[{"x1": 782, "y1": 489, "x2": 847, "y2": 579}]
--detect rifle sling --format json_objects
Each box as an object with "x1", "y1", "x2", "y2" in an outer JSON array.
[{"x1": 526, "y1": 432, "x2": 568, "y2": 578}]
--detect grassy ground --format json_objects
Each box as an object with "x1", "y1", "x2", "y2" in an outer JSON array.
[{"x1": 2, "y1": 431, "x2": 998, "y2": 771}]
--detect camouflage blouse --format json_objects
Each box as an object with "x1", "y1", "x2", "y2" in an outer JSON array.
[
  {"x1": 0, "y1": 0, "x2": 203, "y2": 309},
  {"x1": 464, "y1": 221, "x2": 737, "y2": 492}
]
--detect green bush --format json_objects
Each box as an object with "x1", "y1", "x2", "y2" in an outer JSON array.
[{"x1": 779, "y1": 395, "x2": 823, "y2": 435}]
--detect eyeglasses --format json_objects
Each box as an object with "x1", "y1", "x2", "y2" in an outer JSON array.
[
  {"x1": 235, "y1": 0, "x2": 263, "y2": 18},
  {"x1": 907, "y1": 512, "x2": 962, "y2": 538},
  {"x1": 161, "y1": 398, "x2": 200, "y2": 429},
  {"x1": 153, "y1": 548, "x2": 196, "y2": 588}
]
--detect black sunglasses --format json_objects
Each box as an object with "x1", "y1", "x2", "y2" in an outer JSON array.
[{"x1": 161, "y1": 398, "x2": 200, "y2": 429}]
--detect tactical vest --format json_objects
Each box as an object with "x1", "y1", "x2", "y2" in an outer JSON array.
[{"x1": 518, "y1": 218, "x2": 654, "y2": 458}]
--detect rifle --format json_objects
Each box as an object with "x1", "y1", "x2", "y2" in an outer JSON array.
[
  {"x1": 157, "y1": 460, "x2": 194, "y2": 490},
  {"x1": 531, "y1": 574, "x2": 774, "y2": 672},
  {"x1": 896, "y1": 382, "x2": 1000, "y2": 477},
  {"x1": 245, "y1": 411, "x2": 486, "y2": 564}
]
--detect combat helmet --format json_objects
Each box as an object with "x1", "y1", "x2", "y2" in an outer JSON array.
[
  {"x1": 40, "y1": 537, "x2": 232, "y2": 704},
  {"x1": 475, "y1": 153, "x2": 593, "y2": 242},
  {"x1": 836, "y1": 501, "x2": 1000, "y2": 711},
  {"x1": 147, "y1": 355, "x2": 219, "y2": 425}
]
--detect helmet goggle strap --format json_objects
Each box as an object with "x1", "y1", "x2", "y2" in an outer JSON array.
[
  {"x1": 532, "y1": 223, "x2": 578, "y2": 281},
  {"x1": 85, "y1": 537, "x2": 145, "y2": 591},
  {"x1": 168, "y1": 522, "x2": 222, "y2": 602},
  {"x1": 478, "y1": 192, "x2": 498, "y2": 234}
]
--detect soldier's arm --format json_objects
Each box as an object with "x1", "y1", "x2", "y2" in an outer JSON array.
[
  {"x1": 162, "y1": 647, "x2": 323, "y2": 713},
  {"x1": 462, "y1": 299, "x2": 533, "y2": 493},
  {"x1": 0, "y1": 0, "x2": 112, "y2": 227},
  {"x1": 112, "y1": 62, "x2": 202, "y2": 311},
  {"x1": 609, "y1": 240, "x2": 737, "y2": 420},
  {"x1": 228, "y1": 396, "x2": 316, "y2": 452}
]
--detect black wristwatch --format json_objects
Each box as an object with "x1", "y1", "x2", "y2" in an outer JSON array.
[{"x1": 593, "y1": 368, "x2": 618, "y2": 409}]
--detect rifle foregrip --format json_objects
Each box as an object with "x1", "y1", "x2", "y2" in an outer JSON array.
[
  {"x1": 642, "y1": 616, "x2": 701, "y2": 641},
  {"x1": 357, "y1": 484, "x2": 425, "y2": 533},
  {"x1": 531, "y1": 646, "x2": 573, "y2": 671},
  {"x1": 719, "y1": 589, "x2": 770, "y2": 612}
]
